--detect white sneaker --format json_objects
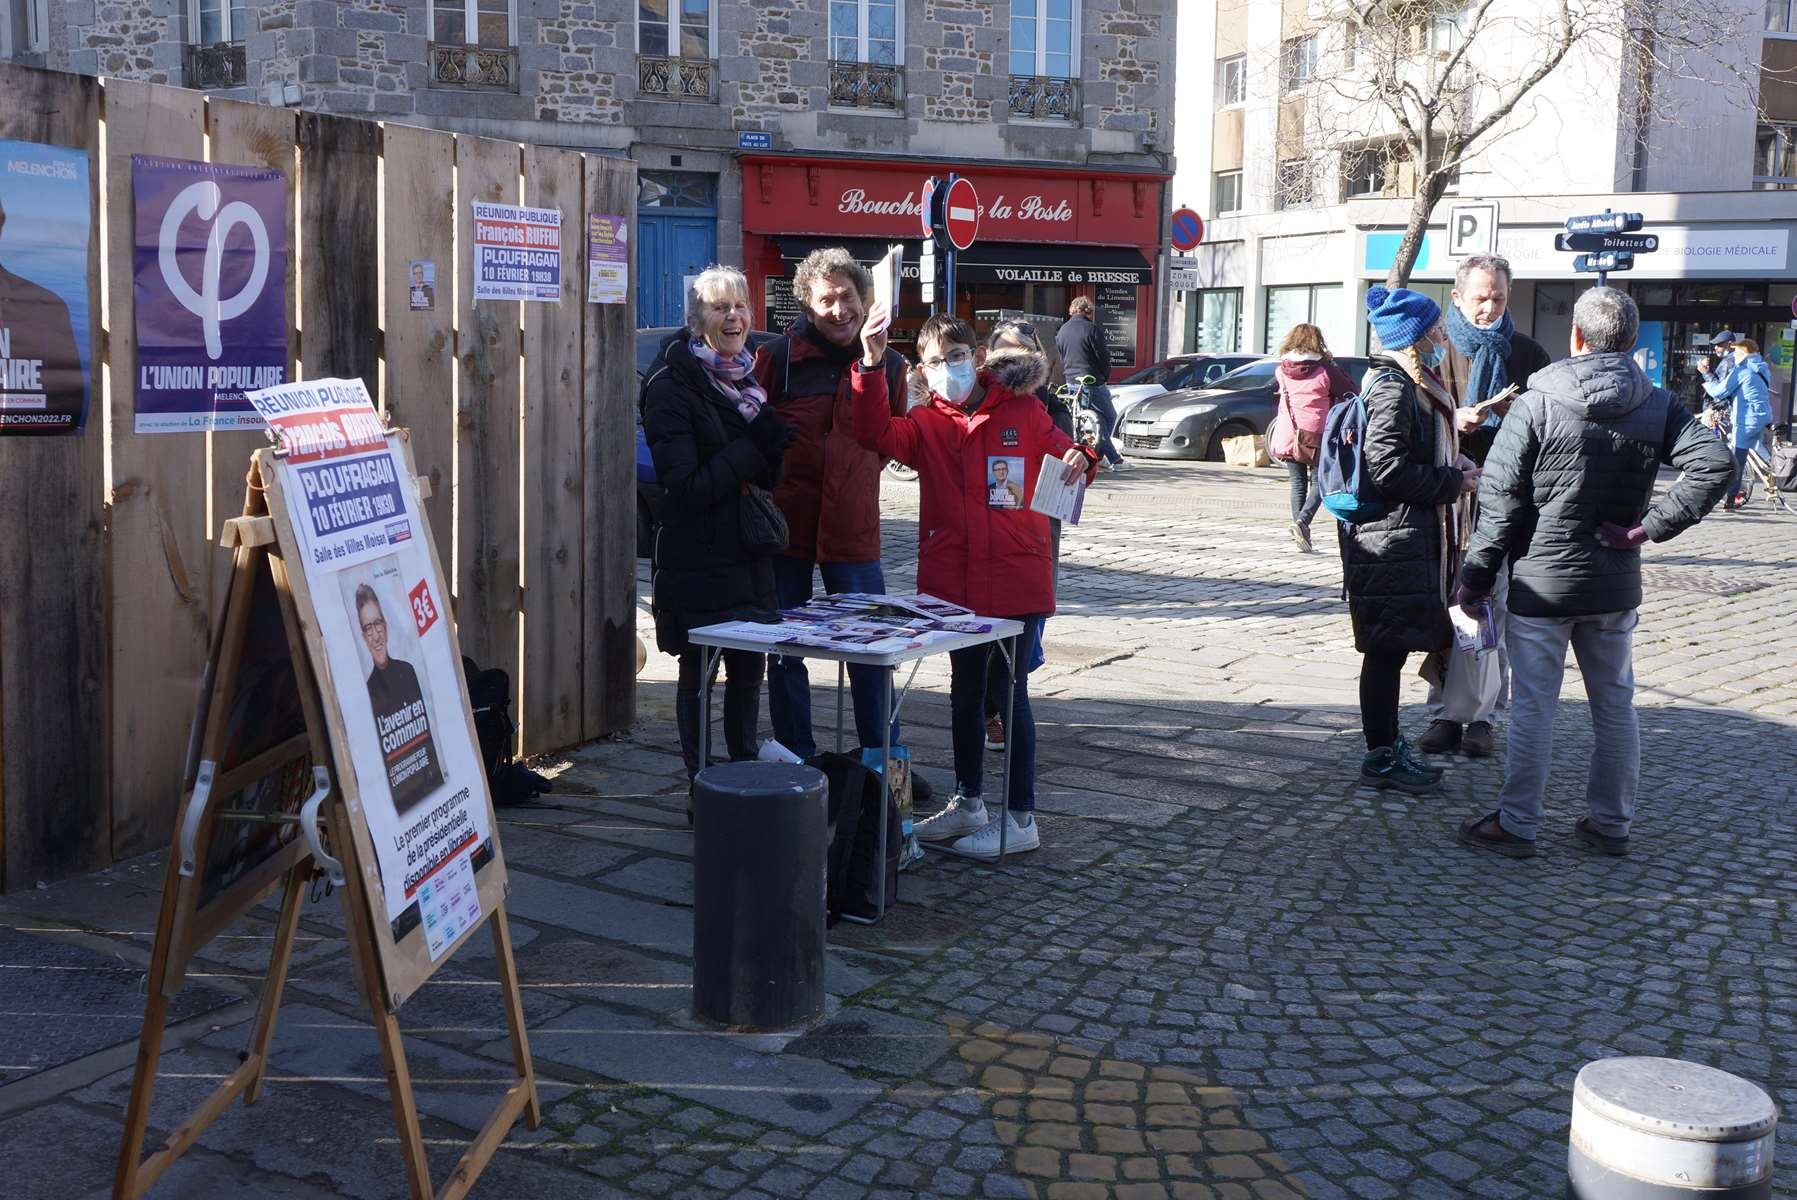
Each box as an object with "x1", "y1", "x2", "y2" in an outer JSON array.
[
  {"x1": 1108, "y1": 457, "x2": 1133, "y2": 470},
  {"x1": 915, "y1": 793, "x2": 988, "y2": 842},
  {"x1": 943, "y1": 809, "x2": 1040, "y2": 861}
]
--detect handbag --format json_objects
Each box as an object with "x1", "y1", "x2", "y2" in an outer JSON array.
[
  {"x1": 1274, "y1": 382, "x2": 1321, "y2": 466},
  {"x1": 738, "y1": 482, "x2": 790, "y2": 554}
]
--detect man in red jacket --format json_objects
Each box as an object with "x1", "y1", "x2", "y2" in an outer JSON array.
[
  {"x1": 753, "y1": 247, "x2": 911, "y2": 764},
  {"x1": 852, "y1": 308, "x2": 1095, "y2": 861}
]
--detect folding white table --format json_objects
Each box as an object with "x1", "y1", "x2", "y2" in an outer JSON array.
[{"x1": 686, "y1": 616, "x2": 1025, "y2": 921}]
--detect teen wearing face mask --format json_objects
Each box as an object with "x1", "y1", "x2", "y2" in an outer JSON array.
[
  {"x1": 1340, "y1": 286, "x2": 1481, "y2": 795},
  {"x1": 849, "y1": 308, "x2": 1097, "y2": 861}
]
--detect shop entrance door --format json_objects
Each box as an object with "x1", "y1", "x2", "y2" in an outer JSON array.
[{"x1": 636, "y1": 171, "x2": 717, "y2": 328}]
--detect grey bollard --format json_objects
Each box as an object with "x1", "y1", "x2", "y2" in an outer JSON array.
[
  {"x1": 690, "y1": 762, "x2": 828, "y2": 1030},
  {"x1": 1569, "y1": 1057, "x2": 1777, "y2": 1199}
]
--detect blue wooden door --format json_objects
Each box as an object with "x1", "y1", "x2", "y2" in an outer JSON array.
[{"x1": 636, "y1": 171, "x2": 718, "y2": 328}]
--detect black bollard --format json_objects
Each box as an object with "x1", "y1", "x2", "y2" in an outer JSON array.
[{"x1": 691, "y1": 761, "x2": 828, "y2": 1030}]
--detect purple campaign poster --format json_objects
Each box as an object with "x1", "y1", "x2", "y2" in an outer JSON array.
[{"x1": 132, "y1": 155, "x2": 288, "y2": 433}]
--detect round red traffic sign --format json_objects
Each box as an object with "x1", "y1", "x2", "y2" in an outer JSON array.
[
  {"x1": 1170, "y1": 207, "x2": 1204, "y2": 252},
  {"x1": 920, "y1": 177, "x2": 937, "y2": 239},
  {"x1": 943, "y1": 177, "x2": 980, "y2": 251}
]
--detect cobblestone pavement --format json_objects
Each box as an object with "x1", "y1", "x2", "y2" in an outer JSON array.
[{"x1": 2, "y1": 461, "x2": 1792, "y2": 1199}]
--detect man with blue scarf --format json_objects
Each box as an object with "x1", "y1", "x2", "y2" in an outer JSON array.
[{"x1": 1417, "y1": 254, "x2": 1551, "y2": 759}]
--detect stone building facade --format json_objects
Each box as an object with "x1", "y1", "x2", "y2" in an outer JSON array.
[{"x1": 8, "y1": 0, "x2": 1177, "y2": 336}]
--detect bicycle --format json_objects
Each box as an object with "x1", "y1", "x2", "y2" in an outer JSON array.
[
  {"x1": 1058, "y1": 374, "x2": 1104, "y2": 452},
  {"x1": 1705, "y1": 407, "x2": 1794, "y2": 515}
]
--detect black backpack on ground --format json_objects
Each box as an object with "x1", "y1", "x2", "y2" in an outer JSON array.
[
  {"x1": 462, "y1": 657, "x2": 553, "y2": 807},
  {"x1": 810, "y1": 751, "x2": 900, "y2": 926}
]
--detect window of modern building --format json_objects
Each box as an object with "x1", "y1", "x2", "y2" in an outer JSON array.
[
  {"x1": 1340, "y1": 149, "x2": 1387, "y2": 199},
  {"x1": 639, "y1": 0, "x2": 713, "y2": 59},
  {"x1": 830, "y1": 0, "x2": 900, "y2": 64},
  {"x1": 1011, "y1": 0, "x2": 1078, "y2": 79},
  {"x1": 1426, "y1": 5, "x2": 1468, "y2": 53},
  {"x1": 1767, "y1": 0, "x2": 1796, "y2": 33},
  {"x1": 1755, "y1": 124, "x2": 1797, "y2": 188},
  {"x1": 1264, "y1": 284, "x2": 1341, "y2": 353},
  {"x1": 1275, "y1": 158, "x2": 1312, "y2": 209},
  {"x1": 432, "y1": 0, "x2": 513, "y2": 47},
  {"x1": 1280, "y1": 34, "x2": 1317, "y2": 93},
  {"x1": 1191, "y1": 288, "x2": 1243, "y2": 354},
  {"x1": 191, "y1": 0, "x2": 248, "y2": 43},
  {"x1": 1212, "y1": 170, "x2": 1243, "y2": 214},
  {"x1": 1216, "y1": 54, "x2": 1246, "y2": 107}
]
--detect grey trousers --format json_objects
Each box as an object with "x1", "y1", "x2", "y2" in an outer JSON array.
[{"x1": 1497, "y1": 609, "x2": 1640, "y2": 841}]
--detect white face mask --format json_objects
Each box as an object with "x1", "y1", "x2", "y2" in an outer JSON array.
[
  {"x1": 1421, "y1": 341, "x2": 1446, "y2": 369},
  {"x1": 926, "y1": 359, "x2": 977, "y2": 403}
]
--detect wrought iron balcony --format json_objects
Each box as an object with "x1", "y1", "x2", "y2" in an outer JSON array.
[
  {"x1": 1008, "y1": 74, "x2": 1079, "y2": 122},
  {"x1": 637, "y1": 55, "x2": 715, "y2": 101},
  {"x1": 429, "y1": 43, "x2": 519, "y2": 91},
  {"x1": 183, "y1": 41, "x2": 247, "y2": 90},
  {"x1": 829, "y1": 61, "x2": 902, "y2": 111}
]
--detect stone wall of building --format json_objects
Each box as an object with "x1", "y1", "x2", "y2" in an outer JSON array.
[
  {"x1": 1094, "y1": 0, "x2": 1166, "y2": 135},
  {"x1": 533, "y1": 6, "x2": 625, "y2": 125}
]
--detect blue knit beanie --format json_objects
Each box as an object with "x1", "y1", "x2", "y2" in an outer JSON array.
[{"x1": 1364, "y1": 285, "x2": 1441, "y2": 352}]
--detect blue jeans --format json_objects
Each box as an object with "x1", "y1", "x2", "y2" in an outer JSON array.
[
  {"x1": 1088, "y1": 384, "x2": 1123, "y2": 465},
  {"x1": 766, "y1": 557, "x2": 899, "y2": 757},
  {"x1": 950, "y1": 618, "x2": 1044, "y2": 812}
]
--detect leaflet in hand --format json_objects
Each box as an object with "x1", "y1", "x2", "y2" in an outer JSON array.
[
  {"x1": 1450, "y1": 600, "x2": 1501, "y2": 657},
  {"x1": 868, "y1": 244, "x2": 903, "y2": 335},
  {"x1": 1028, "y1": 453, "x2": 1087, "y2": 525}
]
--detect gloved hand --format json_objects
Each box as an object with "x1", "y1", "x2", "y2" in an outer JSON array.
[
  {"x1": 1454, "y1": 582, "x2": 1487, "y2": 618},
  {"x1": 1597, "y1": 522, "x2": 1647, "y2": 549},
  {"x1": 748, "y1": 406, "x2": 796, "y2": 458}
]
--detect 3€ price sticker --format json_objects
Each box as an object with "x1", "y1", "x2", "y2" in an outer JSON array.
[{"x1": 409, "y1": 579, "x2": 440, "y2": 638}]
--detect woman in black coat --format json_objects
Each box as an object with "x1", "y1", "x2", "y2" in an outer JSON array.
[
  {"x1": 643, "y1": 265, "x2": 795, "y2": 789},
  {"x1": 1344, "y1": 287, "x2": 1481, "y2": 794}
]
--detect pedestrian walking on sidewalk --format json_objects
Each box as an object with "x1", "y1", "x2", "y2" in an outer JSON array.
[
  {"x1": 1700, "y1": 335, "x2": 1774, "y2": 512},
  {"x1": 851, "y1": 310, "x2": 1097, "y2": 860},
  {"x1": 642, "y1": 266, "x2": 794, "y2": 801},
  {"x1": 1269, "y1": 322, "x2": 1358, "y2": 554},
  {"x1": 1418, "y1": 253, "x2": 1553, "y2": 758},
  {"x1": 1455, "y1": 287, "x2": 1731, "y2": 859},
  {"x1": 1055, "y1": 297, "x2": 1128, "y2": 470},
  {"x1": 1341, "y1": 287, "x2": 1480, "y2": 794}
]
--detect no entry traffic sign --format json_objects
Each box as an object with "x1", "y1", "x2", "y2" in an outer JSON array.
[
  {"x1": 943, "y1": 176, "x2": 980, "y2": 251},
  {"x1": 1170, "y1": 207, "x2": 1204, "y2": 252}
]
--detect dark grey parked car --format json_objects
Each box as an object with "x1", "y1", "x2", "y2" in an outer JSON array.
[{"x1": 1119, "y1": 356, "x2": 1370, "y2": 461}]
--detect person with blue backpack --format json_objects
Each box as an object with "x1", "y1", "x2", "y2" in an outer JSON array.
[
  {"x1": 1327, "y1": 286, "x2": 1481, "y2": 794},
  {"x1": 1700, "y1": 335, "x2": 1774, "y2": 511}
]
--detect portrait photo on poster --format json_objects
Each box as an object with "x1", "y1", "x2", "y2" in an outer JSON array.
[
  {"x1": 407, "y1": 259, "x2": 436, "y2": 311},
  {"x1": 987, "y1": 455, "x2": 1026, "y2": 509},
  {"x1": 0, "y1": 139, "x2": 92, "y2": 434},
  {"x1": 342, "y1": 557, "x2": 446, "y2": 819}
]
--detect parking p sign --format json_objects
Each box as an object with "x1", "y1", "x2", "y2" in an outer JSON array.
[{"x1": 1446, "y1": 201, "x2": 1499, "y2": 258}]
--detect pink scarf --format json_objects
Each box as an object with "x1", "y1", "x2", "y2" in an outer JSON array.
[{"x1": 689, "y1": 339, "x2": 767, "y2": 422}]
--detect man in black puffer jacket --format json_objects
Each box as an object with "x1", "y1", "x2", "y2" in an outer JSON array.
[{"x1": 1455, "y1": 287, "x2": 1730, "y2": 860}]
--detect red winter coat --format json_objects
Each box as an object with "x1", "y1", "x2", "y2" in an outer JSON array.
[
  {"x1": 753, "y1": 318, "x2": 908, "y2": 563},
  {"x1": 1270, "y1": 356, "x2": 1358, "y2": 460},
  {"x1": 851, "y1": 348, "x2": 1095, "y2": 618}
]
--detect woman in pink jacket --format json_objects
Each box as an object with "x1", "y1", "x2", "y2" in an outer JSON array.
[{"x1": 1270, "y1": 323, "x2": 1359, "y2": 553}]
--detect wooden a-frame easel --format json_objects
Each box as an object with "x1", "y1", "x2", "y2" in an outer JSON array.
[{"x1": 114, "y1": 445, "x2": 540, "y2": 1200}]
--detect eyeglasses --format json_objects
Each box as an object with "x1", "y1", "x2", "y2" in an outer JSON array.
[
  {"x1": 361, "y1": 618, "x2": 387, "y2": 636},
  {"x1": 919, "y1": 349, "x2": 973, "y2": 371}
]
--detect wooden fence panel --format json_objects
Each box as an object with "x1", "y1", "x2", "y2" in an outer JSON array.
[
  {"x1": 0, "y1": 64, "x2": 108, "y2": 889},
  {"x1": 101, "y1": 78, "x2": 211, "y2": 862},
  {"x1": 581, "y1": 156, "x2": 638, "y2": 739},
  {"x1": 519, "y1": 145, "x2": 586, "y2": 753},
  {"x1": 298, "y1": 110, "x2": 379, "y2": 391},
  {"x1": 452, "y1": 135, "x2": 522, "y2": 684},
  {"x1": 379, "y1": 123, "x2": 456, "y2": 572},
  {"x1": 205, "y1": 99, "x2": 298, "y2": 616}
]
